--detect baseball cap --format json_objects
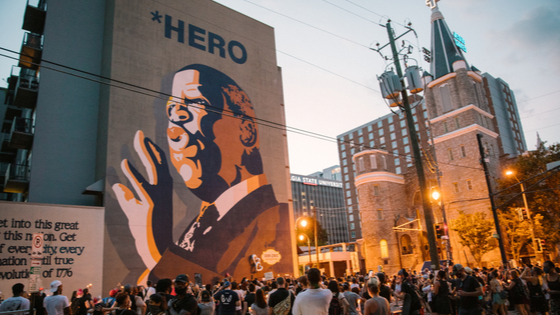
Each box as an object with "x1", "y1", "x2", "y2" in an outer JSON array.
[
  {"x1": 223, "y1": 281, "x2": 231, "y2": 288},
  {"x1": 109, "y1": 289, "x2": 118, "y2": 297},
  {"x1": 200, "y1": 290, "x2": 211, "y2": 302},
  {"x1": 175, "y1": 274, "x2": 188, "y2": 283},
  {"x1": 452, "y1": 264, "x2": 464, "y2": 276},
  {"x1": 50, "y1": 280, "x2": 62, "y2": 293},
  {"x1": 464, "y1": 267, "x2": 473, "y2": 274}
]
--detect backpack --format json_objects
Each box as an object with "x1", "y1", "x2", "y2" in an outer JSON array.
[
  {"x1": 171, "y1": 294, "x2": 200, "y2": 315},
  {"x1": 328, "y1": 293, "x2": 342, "y2": 315},
  {"x1": 272, "y1": 291, "x2": 292, "y2": 315}
]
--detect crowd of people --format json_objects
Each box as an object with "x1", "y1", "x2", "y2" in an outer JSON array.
[{"x1": 1, "y1": 261, "x2": 560, "y2": 315}]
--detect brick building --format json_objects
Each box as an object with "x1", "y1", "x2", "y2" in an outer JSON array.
[{"x1": 338, "y1": 3, "x2": 526, "y2": 274}]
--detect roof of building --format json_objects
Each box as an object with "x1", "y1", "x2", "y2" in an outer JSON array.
[{"x1": 430, "y1": 6, "x2": 468, "y2": 79}]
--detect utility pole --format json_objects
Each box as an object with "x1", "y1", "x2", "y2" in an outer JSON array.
[
  {"x1": 477, "y1": 133, "x2": 508, "y2": 267},
  {"x1": 377, "y1": 21, "x2": 440, "y2": 270}
]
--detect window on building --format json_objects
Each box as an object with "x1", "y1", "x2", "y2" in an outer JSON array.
[
  {"x1": 453, "y1": 182, "x2": 459, "y2": 193},
  {"x1": 440, "y1": 84, "x2": 453, "y2": 112},
  {"x1": 396, "y1": 166, "x2": 402, "y2": 174},
  {"x1": 370, "y1": 140, "x2": 375, "y2": 148},
  {"x1": 380, "y1": 239, "x2": 389, "y2": 258},
  {"x1": 340, "y1": 144, "x2": 345, "y2": 151},
  {"x1": 345, "y1": 182, "x2": 350, "y2": 189},
  {"x1": 347, "y1": 198, "x2": 352, "y2": 205},
  {"x1": 380, "y1": 137, "x2": 385, "y2": 144},
  {"x1": 444, "y1": 121, "x2": 449, "y2": 133},
  {"x1": 350, "y1": 223, "x2": 355, "y2": 230},
  {"x1": 351, "y1": 231, "x2": 356, "y2": 238},
  {"x1": 343, "y1": 159, "x2": 347, "y2": 166},
  {"x1": 392, "y1": 141, "x2": 398, "y2": 149},
  {"x1": 407, "y1": 155, "x2": 413, "y2": 167},
  {"x1": 461, "y1": 145, "x2": 466, "y2": 158},
  {"x1": 349, "y1": 133, "x2": 354, "y2": 139},
  {"x1": 358, "y1": 157, "x2": 364, "y2": 172},
  {"x1": 411, "y1": 107, "x2": 416, "y2": 114},
  {"x1": 370, "y1": 155, "x2": 377, "y2": 169},
  {"x1": 348, "y1": 206, "x2": 353, "y2": 213},
  {"x1": 389, "y1": 125, "x2": 395, "y2": 132},
  {"x1": 413, "y1": 115, "x2": 418, "y2": 123},
  {"x1": 368, "y1": 125, "x2": 372, "y2": 132},
  {"x1": 369, "y1": 133, "x2": 374, "y2": 140},
  {"x1": 379, "y1": 129, "x2": 384, "y2": 136},
  {"x1": 424, "y1": 111, "x2": 428, "y2": 119},
  {"x1": 377, "y1": 209, "x2": 383, "y2": 220},
  {"x1": 343, "y1": 166, "x2": 348, "y2": 174},
  {"x1": 346, "y1": 190, "x2": 351, "y2": 197},
  {"x1": 382, "y1": 155, "x2": 387, "y2": 170},
  {"x1": 415, "y1": 124, "x2": 419, "y2": 131},
  {"x1": 455, "y1": 117, "x2": 460, "y2": 129},
  {"x1": 351, "y1": 147, "x2": 355, "y2": 154},
  {"x1": 390, "y1": 133, "x2": 396, "y2": 140},
  {"x1": 448, "y1": 148, "x2": 454, "y2": 161},
  {"x1": 342, "y1": 151, "x2": 346, "y2": 158},
  {"x1": 349, "y1": 214, "x2": 354, "y2": 222},
  {"x1": 401, "y1": 234, "x2": 413, "y2": 255},
  {"x1": 467, "y1": 180, "x2": 473, "y2": 190},
  {"x1": 358, "y1": 129, "x2": 363, "y2": 135},
  {"x1": 395, "y1": 158, "x2": 400, "y2": 166},
  {"x1": 404, "y1": 146, "x2": 410, "y2": 153},
  {"x1": 388, "y1": 116, "x2": 393, "y2": 124},
  {"x1": 358, "y1": 136, "x2": 363, "y2": 144},
  {"x1": 403, "y1": 137, "x2": 409, "y2": 145},
  {"x1": 402, "y1": 128, "x2": 407, "y2": 136},
  {"x1": 378, "y1": 121, "x2": 383, "y2": 128},
  {"x1": 400, "y1": 120, "x2": 406, "y2": 128},
  {"x1": 344, "y1": 174, "x2": 349, "y2": 181},
  {"x1": 373, "y1": 185, "x2": 380, "y2": 196}
]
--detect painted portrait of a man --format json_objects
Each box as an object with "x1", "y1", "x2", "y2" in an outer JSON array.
[{"x1": 111, "y1": 65, "x2": 293, "y2": 283}]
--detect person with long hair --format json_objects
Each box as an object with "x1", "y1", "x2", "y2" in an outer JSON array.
[
  {"x1": 363, "y1": 277, "x2": 390, "y2": 315},
  {"x1": 432, "y1": 270, "x2": 452, "y2": 315},
  {"x1": 521, "y1": 266, "x2": 549, "y2": 315},
  {"x1": 250, "y1": 289, "x2": 267, "y2": 315},
  {"x1": 490, "y1": 270, "x2": 507, "y2": 315},
  {"x1": 505, "y1": 269, "x2": 530, "y2": 315},
  {"x1": 327, "y1": 280, "x2": 349, "y2": 315}
]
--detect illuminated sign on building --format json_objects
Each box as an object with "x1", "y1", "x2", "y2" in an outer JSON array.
[
  {"x1": 291, "y1": 175, "x2": 343, "y2": 188},
  {"x1": 453, "y1": 32, "x2": 467, "y2": 53}
]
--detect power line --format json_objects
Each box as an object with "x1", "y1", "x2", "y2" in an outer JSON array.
[
  {"x1": 240, "y1": 0, "x2": 369, "y2": 49},
  {"x1": 0, "y1": 48, "x2": 487, "y2": 173},
  {"x1": 321, "y1": 0, "x2": 381, "y2": 25}
]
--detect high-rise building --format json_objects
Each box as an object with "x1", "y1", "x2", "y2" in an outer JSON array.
[
  {"x1": 291, "y1": 172, "x2": 348, "y2": 244},
  {"x1": 1, "y1": 0, "x2": 296, "y2": 294},
  {"x1": 338, "y1": 3, "x2": 527, "y2": 273},
  {"x1": 308, "y1": 165, "x2": 342, "y2": 181}
]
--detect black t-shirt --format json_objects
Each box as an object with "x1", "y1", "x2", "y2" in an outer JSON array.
[
  {"x1": 168, "y1": 294, "x2": 198, "y2": 315},
  {"x1": 458, "y1": 275, "x2": 480, "y2": 309},
  {"x1": 268, "y1": 288, "x2": 295, "y2": 315},
  {"x1": 244, "y1": 292, "x2": 255, "y2": 310},
  {"x1": 379, "y1": 285, "x2": 391, "y2": 303},
  {"x1": 214, "y1": 290, "x2": 239, "y2": 315}
]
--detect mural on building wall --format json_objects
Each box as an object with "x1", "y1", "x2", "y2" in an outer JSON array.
[{"x1": 110, "y1": 64, "x2": 292, "y2": 284}]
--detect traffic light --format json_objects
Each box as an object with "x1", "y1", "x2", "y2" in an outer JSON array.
[
  {"x1": 435, "y1": 224, "x2": 444, "y2": 239},
  {"x1": 516, "y1": 208, "x2": 528, "y2": 221}
]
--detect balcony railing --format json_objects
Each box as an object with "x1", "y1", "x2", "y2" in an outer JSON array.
[
  {"x1": 4, "y1": 163, "x2": 30, "y2": 194},
  {"x1": 14, "y1": 69, "x2": 39, "y2": 109},
  {"x1": 19, "y1": 33, "x2": 43, "y2": 70},
  {"x1": 23, "y1": 0, "x2": 47, "y2": 35},
  {"x1": 9, "y1": 117, "x2": 34, "y2": 150}
]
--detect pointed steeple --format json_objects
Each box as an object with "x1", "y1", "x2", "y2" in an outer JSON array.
[
  {"x1": 429, "y1": 4, "x2": 468, "y2": 79},
  {"x1": 536, "y1": 132, "x2": 543, "y2": 149}
]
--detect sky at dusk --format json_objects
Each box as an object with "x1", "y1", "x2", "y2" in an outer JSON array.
[{"x1": 1, "y1": 0, "x2": 559, "y2": 175}]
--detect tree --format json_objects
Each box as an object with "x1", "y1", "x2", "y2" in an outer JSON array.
[
  {"x1": 498, "y1": 207, "x2": 544, "y2": 262},
  {"x1": 497, "y1": 141, "x2": 560, "y2": 254},
  {"x1": 450, "y1": 210, "x2": 497, "y2": 266},
  {"x1": 296, "y1": 218, "x2": 329, "y2": 246}
]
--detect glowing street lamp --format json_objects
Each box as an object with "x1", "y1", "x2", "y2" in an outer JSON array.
[
  {"x1": 299, "y1": 233, "x2": 313, "y2": 268},
  {"x1": 431, "y1": 190, "x2": 440, "y2": 201}
]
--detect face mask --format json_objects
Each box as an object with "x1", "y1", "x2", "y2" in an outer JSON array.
[
  {"x1": 544, "y1": 267, "x2": 551, "y2": 274},
  {"x1": 175, "y1": 287, "x2": 187, "y2": 295}
]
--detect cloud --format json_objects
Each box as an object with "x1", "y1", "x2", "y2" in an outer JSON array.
[{"x1": 490, "y1": 4, "x2": 560, "y2": 74}]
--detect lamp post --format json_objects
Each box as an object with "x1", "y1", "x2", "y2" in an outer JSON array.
[
  {"x1": 506, "y1": 170, "x2": 541, "y2": 262},
  {"x1": 431, "y1": 189, "x2": 452, "y2": 265},
  {"x1": 299, "y1": 234, "x2": 313, "y2": 270},
  {"x1": 296, "y1": 216, "x2": 318, "y2": 268}
]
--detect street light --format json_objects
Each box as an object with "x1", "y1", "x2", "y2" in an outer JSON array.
[
  {"x1": 299, "y1": 234, "x2": 313, "y2": 270},
  {"x1": 430, "y1": 188, "x2": 452, "y2": 264},
  {"x1": 505, "y1": 170, "x2": 542, "y2": 262},
  {"x1": 295, "y1": 216, "x2": 318, "y2": 268}
]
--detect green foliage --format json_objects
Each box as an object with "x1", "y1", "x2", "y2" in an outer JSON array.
[
  {"x1": 497, "y1": 141, "x2": 560, "y2": 252},
  {"x1": 450, "y1": 210, "x2": 497, "y2": 265},
  {"x1": 296, "y1": 218, "x2": 329, "y2": 246},
  {"x1": 498, "y1": 207, "x2": 543, "y2": 261}
]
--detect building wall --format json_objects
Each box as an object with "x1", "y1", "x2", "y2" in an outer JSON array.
[
  {"x1": 28, "y1": 0, "x2": 106, "y2": 206},
  {"x1": 291, "y1": 174, "x2": 348, "y2": 244}
]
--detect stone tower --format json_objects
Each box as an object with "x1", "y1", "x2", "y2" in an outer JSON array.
[
  {"x1": 422, "y1": 3, "x2": 502, "y2": 266},
  {"x1": 353, "y1": 149, "x2": 424, "y2": 275}
]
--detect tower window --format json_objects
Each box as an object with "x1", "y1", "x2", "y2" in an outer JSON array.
[
  {"x1": 382, "y1": 155, "x2": 387, "y2": 170},
  {"x1": 373, "y1": 185, "x2": 380, "y2": 196},
  {"x1": 453, "y1": 182, "x2": 460, "y2": 193},
  {"x1": 377, "y1": 209, "x2": 384, "y2": 220},
  {"x1": 440, "y1": 84, "x2": 453, "y2": 112},
  {"x1": 358, "y1": 157, "x2": 364, "y2": 172},
  {"x1": 444, "y1": 122, "x2": 449, "y2": 133},
  {"x1": 467, "y1": 180, "x2": 473, "y2": 191},
  {"x1": 455, "y1": 117, "x2": 460, "y2": 129},
  {"x1": 370, "y1": 155, "x2": 377, "y2": 169},
  {"x1": 380, "y1": 239, "x2": 389, "y2": 258},
  {"x1": 448, "y1": 148, "x2": 454, "y2": 161},
  {"x1": 460, "y1": 145, "x2": 466, "y2": 158}
]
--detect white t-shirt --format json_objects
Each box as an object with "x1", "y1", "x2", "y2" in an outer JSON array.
[
  {"x1": 292, "y1": 288, "x2": 332, "y2": 315},
  {"x1": 143, "y1": 287, "x2": 156, "y2": 302},
  {"x1": 43, "y1": 294, "x2": 70, "y2": 315},
  {"x1": 0, "y1": 296, "x2": 31, "y2": 314},
  {"x1": 234, "y1": 289, "x2": 245, "y2": 311}
]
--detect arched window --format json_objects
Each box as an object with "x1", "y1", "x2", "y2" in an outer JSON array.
[
  {"x1": 401, "y1": 234, "x2": 413, "y2": 255},
  {"x1": 380, "y1": 239, "x2": 389, "y2": 258}
]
